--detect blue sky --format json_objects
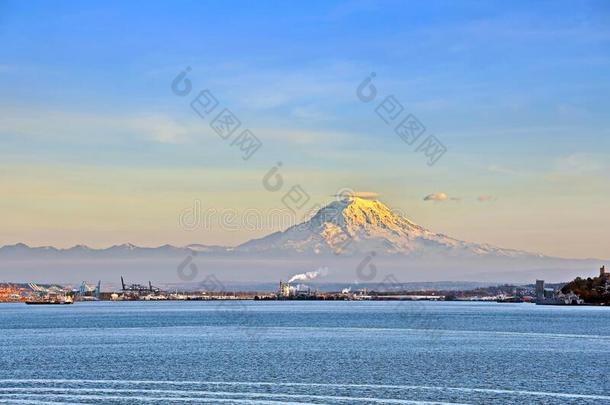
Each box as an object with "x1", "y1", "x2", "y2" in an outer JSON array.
[{"x1": 1, "y1": 0, "x2": 609, "y2": 258}]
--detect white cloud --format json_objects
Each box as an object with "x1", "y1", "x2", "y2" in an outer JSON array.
[
  {"x1": 423, "y1": 192, "x2": 449, "y2": 202},
  {"x1": 423, "y1": 192, "x2": 462, "y2": 202}
]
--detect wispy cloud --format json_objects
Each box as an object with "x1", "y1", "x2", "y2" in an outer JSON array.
[
  {"x1": 554, "y1": 153, "x2": 607, "y2": 174},
  {"x1": 290, "y1": 105, "x2": 334, "y2": 122},
  {"x1": 198, "y1": 60, "x2": 366, "y2": 111},
  {"x1": 125, "y1": 115, "x2": 190, "y2": 144},
  {"x1": 0, "y1": 108, "x2": 196, "y2": 144},
  {"x1": 347, "y1": 191, "x2": 379, "y2": 199},
  {"x1": 258, "y1": 127, "x2": 351, "y2": 146},
  {"x1": 487, "y1": 165, "x2": 523, "y2": 176}
]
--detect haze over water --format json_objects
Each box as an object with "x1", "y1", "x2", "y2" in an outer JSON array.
[{"x1": 1, "y1": 301, "x2": 609, "y2": 404}]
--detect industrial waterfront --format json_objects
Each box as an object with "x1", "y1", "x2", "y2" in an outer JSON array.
[{"x1": 2, "y1": 265, "x2": 608, "y2": 306}]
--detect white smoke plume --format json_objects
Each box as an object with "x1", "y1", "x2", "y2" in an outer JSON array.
[{"x1": 288, "y1": 267, "x2": 328, "y2": 283}]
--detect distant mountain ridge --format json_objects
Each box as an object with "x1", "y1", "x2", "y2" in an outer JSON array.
[
  {"x1": 0, "y1": 197, "x2": 604, "y2": 284},
  {"x1": 0, "y1": 197, "x2": 591, "y2": 259},
  {"x1": 0, "y1": 242, "x2": 223, "y2": 258}
]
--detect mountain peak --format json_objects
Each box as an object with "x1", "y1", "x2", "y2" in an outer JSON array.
[
  {"x1": 236, "y1": 196, "x2": 535, "y2": 258},
  {"x1": 237, "y1": 196, "x2": 436, "y2": 255},
  {"x1": 310, "y1": 196, "x2": 421, "y2": 236}
]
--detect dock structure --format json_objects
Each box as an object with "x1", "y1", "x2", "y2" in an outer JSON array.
[
  {"x1": 74, "y1": 281, "x2": 101, "y2": 300},
  {"x1": 120, "y1": 276, "x2": 162, "y2": 299}
]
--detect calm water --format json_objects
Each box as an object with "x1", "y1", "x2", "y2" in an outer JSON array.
[{"x1": 0, "y1": 301, "x2": 609, "y2": 404}]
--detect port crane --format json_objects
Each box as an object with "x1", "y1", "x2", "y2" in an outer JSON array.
[
  {"x1": 74, "y1": 281, "x2": 101, "y2": 300},
  {"x1": 28, "y1": 283, "x2": 67, "y2": 294},
  {"x1": 120, "y1": 277, "x2": 161, "y2": 294}
]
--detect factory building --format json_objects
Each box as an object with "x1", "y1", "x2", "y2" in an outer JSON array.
[
  {"x1": 277, "y1": 281, "x2": 317, "y2": 299},
  {"x1": 278, "y1": 281, "x2": 292, "y2": 298}
]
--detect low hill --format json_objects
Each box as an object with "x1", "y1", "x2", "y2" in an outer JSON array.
[{"x1": 561, "y1": 267, "x2": 610, "y2": 304}]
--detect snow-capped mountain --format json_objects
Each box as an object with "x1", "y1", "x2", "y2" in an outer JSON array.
[
  {"x1": 0, "y1": 197, "x2": 603, "y2": 284},
  {"x1": 236, "y1": 197, "x2": 539, "y2": 258}
]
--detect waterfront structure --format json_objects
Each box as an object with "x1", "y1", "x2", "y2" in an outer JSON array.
[
  {"x1": 535, "y1": 279, "x2": 583, "y2": 305},
  {"x1": 0, "y1": 284, "x2": 30, "y2": 302},
  {"x1": 278, "y1": 281, "x2": 292, "y2": 298},
  {"x1": 74, "y1": 281, "x2": 101, "y2": 301},
  {"x1": 277, "y1": 281, "x2": 319, "y2": 299},
  {"x1": 600, "y1": 265, "x2": 610, "y2": 293},
  {"x1": 535, "y1": 280, "x2": 545, "y2": 302},
  {"x1": 120, "y1": 276, "x2": 162, "y2": 299}
]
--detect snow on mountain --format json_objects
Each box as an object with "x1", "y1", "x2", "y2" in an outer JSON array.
[
  {"x1": 185, "y1": 244, "x2": 228, "y2": 253},
  {"x1": 0, "y1": 243, "x2": 222, "y2": 259},
  {"x1": 1, "y1": 197, "x2": 602, "y2": 284},
  {"x1": 0, "y1": 197, "x2": 552, "y2": 260},
  {"x1": 236, "y1": 196, "x2": 540, "y2": 258}
]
